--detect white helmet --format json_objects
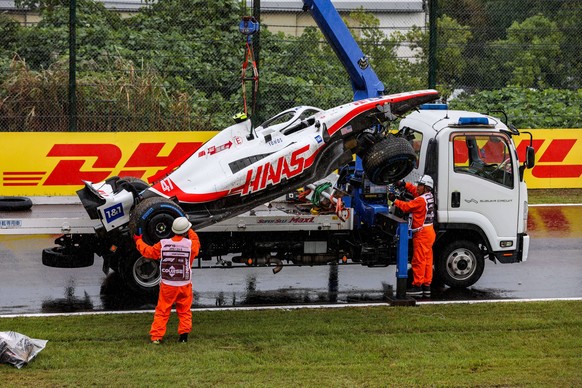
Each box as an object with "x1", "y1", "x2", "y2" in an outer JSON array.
[
  {"x1": 417, "y1": 175, "x2": 434, "y2": 189},
  {"x1": 172, "y1": 217, "x2": 192, "y2": 235}
]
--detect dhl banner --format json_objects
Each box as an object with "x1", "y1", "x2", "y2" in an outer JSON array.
[
  {"x1": 515, "y1": 129, "x2": 582, "y2": 189},
  {"x1": 1, "y1": 132, "x2": 216, "y2": 196},
  {"x1": 0, "y1": 129, "x2": 580, "y2": 196}
]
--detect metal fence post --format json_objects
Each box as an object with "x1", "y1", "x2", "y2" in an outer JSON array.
[
  {"x1": 68, "y1": 0, "x2": 77, "y2": 132},
  {"x1": 428, "y1": 0, "x2": 438, "y2": 89}
]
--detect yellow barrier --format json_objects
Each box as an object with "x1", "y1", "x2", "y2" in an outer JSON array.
[
  {"x1": 0, "y1": 129, "x2": 580, "y2": 196},
  {"x1": 515, "y1": 129, "x2": 582, "y2": 189},
  {"x1": 1, "y1": 132, "x2": 216, "y2": 196}
]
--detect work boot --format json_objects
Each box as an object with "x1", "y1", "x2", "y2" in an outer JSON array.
[
  {"x1": 178, "y1": 333, "x2": 189, "y2": 343},
  {"x1": 422, "y1": 284, "x2": 431, "y2": 296},
  {"x1": 406, "y1": 286, "x2": 423, "y2": 296}
]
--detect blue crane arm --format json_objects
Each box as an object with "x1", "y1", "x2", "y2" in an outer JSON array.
[{"x1": 302, "y1": 0, "x2": 385, "y2": 100}]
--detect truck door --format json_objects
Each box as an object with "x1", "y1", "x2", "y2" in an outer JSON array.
[{"x1": 447, "y1": 132, "x2": 519, "y2": 242}]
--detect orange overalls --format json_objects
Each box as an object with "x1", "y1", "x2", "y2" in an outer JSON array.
[
  {"x1": 394, "y1": 183, "x2": 436, "y2": 287},
  {"x1": 136, "y1": 230, "x2": 200, "y2": 341}
]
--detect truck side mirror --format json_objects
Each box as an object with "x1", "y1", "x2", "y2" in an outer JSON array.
[{"x1": 525, "y1": 146, "x2": 535, "y2": 169}]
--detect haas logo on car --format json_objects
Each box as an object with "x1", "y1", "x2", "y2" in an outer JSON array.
[{"x1": 241, "y1": 145, "x2": 314, "y2": 195}]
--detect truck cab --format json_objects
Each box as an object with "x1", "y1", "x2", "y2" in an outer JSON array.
[{"x1": 398, "y1": 104, "x2": 532, "y2": 287}]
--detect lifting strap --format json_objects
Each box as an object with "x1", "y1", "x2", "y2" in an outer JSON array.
[{"x1": 239, "y1": 16, "x2": 259, "y2": 117}]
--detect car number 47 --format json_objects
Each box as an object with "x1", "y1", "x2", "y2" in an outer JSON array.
[{"x1": 160, "y1": 178, "x2": 174, "y2": 192}]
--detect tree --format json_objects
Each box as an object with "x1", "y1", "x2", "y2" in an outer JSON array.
[
  {"x1": 347, "y1": 8, "x2": 417, "y2": 93},
  {"x1": 493, "y1": 15, "x2": 563, "y2": 88},
  {"x1": 555, "y1": 1, "x2": 582, "y2": 88},
  {"x1": 440, "y1": 0, "x2": 579, "y2": 90},
  {"x1": 403, "y1": 14, "x2": 472, "y2": 98},
  {"x1": 258, "y1": 26, "x2": 350, "y2": 121},
  {"x1": 449, "y1": 87, "x2": 582, "y2": 129},
  {"x1": 0, "y1": 15, "x2": 20, "y2": 54}
]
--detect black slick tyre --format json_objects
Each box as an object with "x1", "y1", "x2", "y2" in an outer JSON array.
[
  {"x1": 42, "y1": 246, "x2": 95, "y2": 268},
  {"x1": 362, "y1": 137, "x2": 416, "y2": 185},
  {"x1": 0, "y1": 196, "x2": 33, "y2": 211},
  {"x1": 129, "y1": 197, "x2": 186, "y2": 245},
  {"x1": 124, "y1": 197, "x2": 186, "y2": 292},
  {"x1": 118, "y1": 176, "x2": 150, "y2": 196}
]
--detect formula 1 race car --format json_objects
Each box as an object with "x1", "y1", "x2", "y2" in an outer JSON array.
[{"x1": 77, "y1": 89, "x2": 438, "y2": 244}]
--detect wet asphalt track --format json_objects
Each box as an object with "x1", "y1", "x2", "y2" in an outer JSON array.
[{"x1": 0, "y1": 205, "x2": 581, "y2": 315}]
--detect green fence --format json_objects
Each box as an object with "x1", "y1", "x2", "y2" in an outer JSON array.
[{"x1": 0, "y1": 0, "x2": 580, "y2": 132}]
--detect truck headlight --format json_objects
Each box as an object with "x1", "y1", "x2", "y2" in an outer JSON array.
[{"x1": 500, "y1": 241, "x2": 513, "y2": 248}]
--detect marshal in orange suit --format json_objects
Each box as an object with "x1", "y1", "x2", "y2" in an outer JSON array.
[{"x1": 134, "y1": 217, "x2": 200, "y2": 344}]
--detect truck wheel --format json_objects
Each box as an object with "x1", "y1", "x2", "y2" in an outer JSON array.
[
  {"x1": 120, "y1": 250, "x2": 160, "y2": 294},
  {"x1": 42, "y1": 247, "x2": 95, "y2": 268},
  {"x1": 129, "y1": 197, "x2": 186, "y2": 245},
  {"x1": 0, "y1": 196, "x2": 33, "y2": 211},
  {"x1": 362, "y1": 137, "x2": 416, "y2": 185},
  {"x1": 435, "y1": 240, "x2": 484, "y2": 288}
]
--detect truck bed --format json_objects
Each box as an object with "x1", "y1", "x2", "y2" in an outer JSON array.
[
  {"x1": 0, "y1": 200, "x2": 352, "y2": 235},
  {"x1": 0, "y1": 203, "x2": 99, "y2": 235}
]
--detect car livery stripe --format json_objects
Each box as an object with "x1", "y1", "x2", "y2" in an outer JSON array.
[
  {"x1": 326, "y1": 90, "x2": 439, "y2": 137},
  {"x1": 150, "y1": 142, "x2": 324, "y2": 202},
  {"x1": 149, "y1": 178, "x2": 231, "y2": 203},
  {"x1": 228, "y1": 142, "x2": 323, "y2": 196}
]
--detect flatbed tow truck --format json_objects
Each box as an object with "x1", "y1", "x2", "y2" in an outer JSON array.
[{"x1": 0, "y1": 0, "x2": 535, "y2": 304}]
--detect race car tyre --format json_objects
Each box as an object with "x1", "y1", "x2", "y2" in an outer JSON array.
[
  {"x1": 0, "y1": 196, "x2": 33, "y2": 211},
  {"x1": 129, "y1": 197, "x2": 186, "y2": 245},
  {"x1": 42, "y1": 246, "x2": 95, "y2": 268},
  {"x1": 119, "y1": 250, "x2": 160, "y2": 295},
  {"x1": 119, "y1": 176, "x2": 150, "y2": 194},
  {"x1": 434, "y1": 240, "x2": 485, "y2": 288},
  {"x1": 362, "y1": 137, "x2": 416, "y2": 185}
]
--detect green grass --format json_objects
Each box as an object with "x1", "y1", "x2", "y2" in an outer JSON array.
[
  {"x1": 528, "y1": 188, "x2": 582, "y2": 204},
  {"x1": 1, "y1": 301, "x2": 581, "y2": 387}
]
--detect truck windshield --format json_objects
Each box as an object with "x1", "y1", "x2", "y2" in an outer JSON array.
[
  {"x1": 452, "y1": 134, "x2": 514, "y2": 188},
  {"x1": 402, "y1": 127, "x2": 423, "y2": 168}
]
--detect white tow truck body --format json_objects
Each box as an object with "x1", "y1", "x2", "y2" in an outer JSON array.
[{"x1": 397, "y1": 104, "x2": 531, "y2": 286}]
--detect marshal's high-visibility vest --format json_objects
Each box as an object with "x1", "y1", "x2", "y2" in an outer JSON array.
[{"x1": 159, "y1": 238, "x2": 193, "y2": 286}]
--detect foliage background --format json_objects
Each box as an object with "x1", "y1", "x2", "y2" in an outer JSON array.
[{"x1": 0, "y1": 0, "x2": 580, "y2": 132}]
